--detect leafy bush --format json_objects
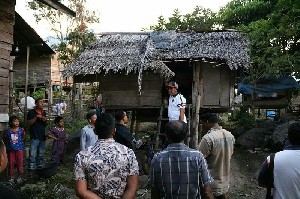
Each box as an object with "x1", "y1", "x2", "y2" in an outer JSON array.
[
  {"x1": 32, "y1": 88, "x2": 47, "y2": 99},
  {"x1": 236, "y1": 110, "x2": 256, "y2": 130}
]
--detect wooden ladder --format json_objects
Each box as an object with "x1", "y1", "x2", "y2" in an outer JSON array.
[{"x1": 155, "y1": 103, "x2": 191, "y2": 150}]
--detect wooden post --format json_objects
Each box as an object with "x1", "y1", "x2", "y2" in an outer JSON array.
[
  {"x1": 130, "y1": 110, "x2": 136, "y2": 133},
  {"x1": 190, "y1": 62, "x2": 201, "y2": 149},
  {"x1": 24, "y1": 46, "x2": 30, "y2": 124},
  {"x1": 9, "y1": 60, "x2": 14, "y2": 114},
  {"x1": 71, "y1": 83, "x2": 76, "y2": 120},
  {"x1": 78, "y1": 83, "x2": 83, "y2": 119},
  {"x1": 185, "y1": 104, "x2": 191, "y2": 147},
  {"x1": 155, "y1": 103, "x2": 164, "y2": 151}
]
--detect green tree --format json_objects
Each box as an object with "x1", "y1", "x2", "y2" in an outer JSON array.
[
  {"x1": 218, "y1": 0, "x2": 300, "y2": 82},
  {"x1": 146, "y1": 6, "x2": 216, "y2": 31},
  {"x1": 28, "y1": 0, "x2": 99, "y2": 65}
]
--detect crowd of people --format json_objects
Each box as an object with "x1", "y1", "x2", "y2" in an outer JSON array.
[{"x1": 0, "y1": 81, "x2": 300, "y2": 199}]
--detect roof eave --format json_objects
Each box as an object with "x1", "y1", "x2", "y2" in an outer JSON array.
[{"x1": 36, "y1": 0, "x2": 76, "y2": 17}]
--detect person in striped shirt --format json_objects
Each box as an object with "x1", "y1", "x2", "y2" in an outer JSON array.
[{"x1": 149, "y1": 120, "x2": 214, "y2": 199}]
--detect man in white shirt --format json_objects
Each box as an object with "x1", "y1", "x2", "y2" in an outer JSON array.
[
  {"x1": 166, "y1": 81, "x2": 187, "y2": 123},
  {"x1": 258, "y1": 121, "x2": 300, "y2": 199}
]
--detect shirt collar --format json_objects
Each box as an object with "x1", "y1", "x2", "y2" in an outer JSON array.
[
  {"x1": 210, "y1": 126, "x2": 222, "y2": 130},
  {"x1": 97, "y1": 138, "x2": 115, "y2": 143},
  {"x1": 167, "y1": 143, "x2": 187, "y2": 148},
  {"x1": 170, "y1": 93, "x2": 178, "y2": 98}
]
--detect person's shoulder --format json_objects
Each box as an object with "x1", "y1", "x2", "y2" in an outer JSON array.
[
  {"x1": 81, "y1": 125, "x2": 90, "y2": 130},
  {"x1": 115, "y1": 141, "x2": 131, "y2": 150},
  {"x1": 201, "y1": 133, "x2": 211, "y2": 140},
  {"x1": 186, "y1": 147, "x2": 205, "y2": 156},
  {"x1": 0, "y1": 185, "x2": 21, "y2": 199},
  {"x1": 76, "y1": 148, "x2": 92, "y2": 158}
]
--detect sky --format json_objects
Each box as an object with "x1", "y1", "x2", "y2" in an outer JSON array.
[{"x1": 16, "y1": 0, "x2": 232, "y2": 39}]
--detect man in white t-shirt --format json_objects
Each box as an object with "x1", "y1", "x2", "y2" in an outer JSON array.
[
  {"x1": 166, "y1": 81, "x2": 187, "y2": 123},
  {"x1": 258, "y1": 121, "x2": 300, "y2": 199}
]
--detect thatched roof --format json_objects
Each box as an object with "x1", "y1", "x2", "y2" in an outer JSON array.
[{"x1": 63, "y1": 30, "x2": 250, "y2": 78}]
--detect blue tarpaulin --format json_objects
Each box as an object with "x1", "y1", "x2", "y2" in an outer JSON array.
[{"x1": 237, "y1": 76, "x2": 300, "y2": 95}]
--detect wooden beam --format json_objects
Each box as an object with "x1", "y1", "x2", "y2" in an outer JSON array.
[
  {"x1": 36, "y1": 0, "x2": 76, "y2": 17},
  {"x1": 190, "y1": 62, "x2": 201, "y2": 149}
]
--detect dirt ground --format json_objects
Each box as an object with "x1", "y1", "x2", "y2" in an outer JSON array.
[
  {"x1": 137, "y1": 147, "x2": 270, "y2": 199},
  {"x1": 0, "y1": 135, "x2": 271, "y2": 199},
  {"x1": 228, "y1": 147, "x2": 269, "y2": 199}
]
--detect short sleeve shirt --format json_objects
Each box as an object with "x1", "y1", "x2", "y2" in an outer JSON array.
[
  {"x1": 27, "y1": 109, "x2": 47, "y2": 140},
  {"x1": 5, "y1": 128, "x2": 25, "y2": 151},
  {"x1": 73, "y1": 138, "x2": 139, "y2": 198},
  {"x1": 149, "y1": 143, "x2": 213, "y2": 199},
  {"x1": 168, "y1": 94, "x2": 187, "y2": 123},
  {"x1": 198, "y1": 126, "x2": 235, "y2": 196},
  {"x1": 80, "y1": 125, "x2": 98, "y2": 151}
]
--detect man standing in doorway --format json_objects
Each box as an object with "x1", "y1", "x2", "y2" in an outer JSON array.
[
  {"x1": 80, "y1": 111, "x2": 98, "y2": 151},
  {"x1": 27, "y1": 98, "x2": 48, "y2": 175},
  {"x1": 198, "y1": 113, "x2": 235, "y2": 199},
  {"x1": 166, "y1": 81, "x2": 187, "y2": 123}
]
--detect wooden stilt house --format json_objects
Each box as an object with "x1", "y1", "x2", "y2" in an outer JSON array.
[{"x1": 64, "y1": 30, "x2": 250, "y2": 148}]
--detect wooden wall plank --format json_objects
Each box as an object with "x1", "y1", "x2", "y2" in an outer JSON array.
[
  {"x1": 0, "y1": 0, "x2": 14, "y2": 115},
  {"x1": 0, "y1": 31, "x2": 13, "y2": 44},
  {"x1": 13, "y1": 56, "x2": 52, "y2": 85},
  {"x1": 0, "y1": 67, "x2": 9, "y2": 78},
  {"x1": 0, "y1": 105, "x2": 8, "y2": 113},
  {"x1": 0, "y1": 0, "x2": 15, "y2": 15},
  {"x1": 0, "y1": 41, "x2": 12, "y2": 51},
  {"x1": 202, "y1": 63, "x2": 220, "y2": 106},
  {"x1": 0, "y1": 58, "x2": 9, "y2": 68},
  {"x1": 0, "y1": 77, "x2": 8, "y2": 94},
  {"x1": 0, "y1": 20, "x2": 13, "y2": 34},
  {"x1": 102, "y1": 90, "x2": 161, "y2": 107},
  {"x1": 0, "y1": 47, "x2": 10, "y2": 57},
  {"x1": 220, "y1": 66, "x2": 231, "y2": 107},
  {"x1": 0, "y1": 94, "x2": 8, "y2": 104}
]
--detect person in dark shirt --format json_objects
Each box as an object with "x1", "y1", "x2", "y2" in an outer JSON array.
[
  {"x1": 114, "y1": 110, "x2": 142, "y2": 149},
  {"x1": 114, "y1": 110, "x2": 135, "y2": 149},
  {"x1": 0, "y1": 140, "x2": 21, "y2": 199},
  {"x1": 26, "y1": 98, "x2": 49, "y2": 174}
]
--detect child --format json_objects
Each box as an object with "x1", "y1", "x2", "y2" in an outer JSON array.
[
  {"x1": 46, "y1": 116, "x2": 67, "y2": 165},
  {"x1": 4, "y1": 116, "x2": 25, "y2": 184}
]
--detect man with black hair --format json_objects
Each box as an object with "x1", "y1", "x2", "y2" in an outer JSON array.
[
  {"x1": 198, "y1": 113, "x2": 235, "y2": 199},
  {"x1": 149, "y1": 120, "x2": 214, "y2": 199},
  {"x1": 0, "y1": 140, "x2": 21, "y2": 199},
  {"x1": 74, "y1": 113, "x2": 139, "y2": 199},
  {"x1": 80, "y1": 111, "x2": 98, "y2": 151},
  {"x1": 166, "y1": 81, "x2": 187, "y2": 123},
  {"x1": 27, "y1": 98, "x2": 48, "y2": 174},
  {"x1": 258, "y1": 121, "x2": 300, "y2": 199},
  {"x1": 114, "y1": 110, "x2": 142, "y2": 149}
]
